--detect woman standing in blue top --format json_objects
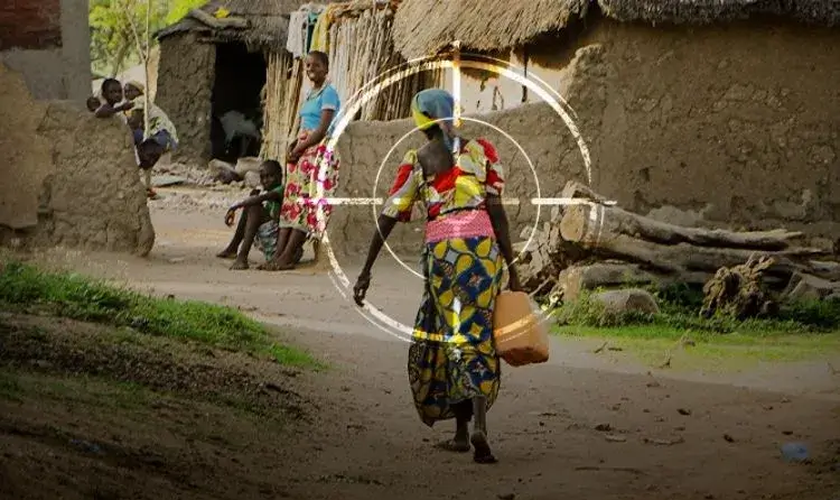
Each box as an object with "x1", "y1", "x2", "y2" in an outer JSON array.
[{"x1": 263, "y1": 50, "x2": 341, "y2": 270}]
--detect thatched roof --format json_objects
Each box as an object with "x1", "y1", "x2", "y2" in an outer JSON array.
[
  {"x1": 392, "y1": 0, "x2": 590, "y2": 58},
  {"x1": 599, "y1": 0, "x2": 840, "y2": 25},
  {"x1": 392, "y1": 0, "x2": 840, "y2": 58},
  {"x1": 156, "y1": 0, "x2": 311, "y2": 50}
]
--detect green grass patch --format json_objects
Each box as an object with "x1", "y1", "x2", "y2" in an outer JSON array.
[
  {"x1": 549, "y1": 284, "x2": 840, "y2": 366},
  {"x1": 553, "y1": 284, "x2": 840, "y2": 335},
  {"x1": 0, "y1": 260, "x2": 318, "y2": 369}
]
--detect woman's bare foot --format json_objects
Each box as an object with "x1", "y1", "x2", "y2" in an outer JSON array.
[
  {"x1": 230, "y1": 259, "x2": 249, "y2": 270},
  {"x1": 216, "y1": 249, "x2": 237, "y2": 259},
  {"x1": 470, "y1": 431, "x2": 497, "y2": 464},
  {"x1": 434, "y1": 439, "x2": 470, "y2": 453}
]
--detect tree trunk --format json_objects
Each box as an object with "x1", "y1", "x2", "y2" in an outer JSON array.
[
  {"x1": 559, "y1": 203, "x2": 830, "y2": 281},
  {"x1": 560, "y1": 203, "x2": 805, "y2": 252},
  {"x1": 110, "y1": 42, "x2": 130, "y2": 77},
  {"x1": 142, "y1": 0, "x2": 151, "y2": 138}
]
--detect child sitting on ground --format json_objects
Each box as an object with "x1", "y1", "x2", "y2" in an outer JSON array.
[{"x1": 216, "y1": 160, "x2": 285, "y2": 270}]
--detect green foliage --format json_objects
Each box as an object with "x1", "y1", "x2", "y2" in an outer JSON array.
[
  {"x1": 0, "y1": 261, "x2": 317, "y2": 368},
  {"x1": 90, "y1": 0, "x2": 169, "y2": 77},
  {"x1": 165, "y1": 0, "x2": 208, "y2": 25},
  {"x1": 89, "y1": 0, "x2": 198, "y2": 78},
  {"x1": 552, "y1": 284, "x2": 840, "y2": 336}
]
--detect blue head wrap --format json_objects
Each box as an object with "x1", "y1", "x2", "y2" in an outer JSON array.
[{"x1": 411, "y1": 88, "x2": 458, "y2": 152}]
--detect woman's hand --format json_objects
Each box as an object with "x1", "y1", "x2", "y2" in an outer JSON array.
[
  {"x1": 288, "y1": 144, "x2": 305, "y2": 163},
  {"x1": 353, "y1": 272, "x2": 371, "y2": 306},
  {"x1": 508, "y1": 266, "x2": 524, "y2": 292}
]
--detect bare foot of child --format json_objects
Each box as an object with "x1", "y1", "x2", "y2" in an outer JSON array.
[
  {"x1": 230, "y1": 260, "x2": 249, "y2": 270},
  {"x1": 216, "y1": 249, "x2": 237, "y2": 259}
]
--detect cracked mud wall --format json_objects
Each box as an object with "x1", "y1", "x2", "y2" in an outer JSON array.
[
  {"x1": 566, "y1": 19, "x2": 840, "y2": 235},
  {"x1": 330, "y1": 19, "x2": 839, "y2": 256},
  {"x1": 155, "y1": 34, "x2": 216, "y2": 164},
  {"x1": 0, "y1": 64, "x2": 155, "y2": 256}
]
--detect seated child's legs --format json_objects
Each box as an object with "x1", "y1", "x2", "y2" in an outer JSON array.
[
  {"x1": 255, "y1": 219, "x2": 280, "y2": 262},
  {"x1": 229, "y1": 204, "x2": 271, "y2": 270}
]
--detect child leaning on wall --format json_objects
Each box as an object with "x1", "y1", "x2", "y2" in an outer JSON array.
[
  {"x1": 124, "y1": 81, "x2": 180, "y2": 198},
  {"x1": 93, "y1": 78, "x2": 133, "y2": 118},
  {"x1": 216, "y1": 160, "x2": 285, "y2": 271}
]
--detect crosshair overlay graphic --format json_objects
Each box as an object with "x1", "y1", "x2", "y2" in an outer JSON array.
[
  {"x1": 303, "y1": 48, "x2": 615, "y2": 342},
  {"x1": 370, "y1": 115, "x2": 542, "y2": 280}
]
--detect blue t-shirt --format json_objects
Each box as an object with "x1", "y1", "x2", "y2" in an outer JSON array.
[{"x1": 299, "y1": 84, "x2": 340, "y2": 135}]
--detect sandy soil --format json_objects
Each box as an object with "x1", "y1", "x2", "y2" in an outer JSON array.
[{"x1": 2, "y1": 188, "x2": 839, "y2": 500}]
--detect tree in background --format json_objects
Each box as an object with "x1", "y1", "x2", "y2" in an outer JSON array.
[
  {"x1": 165, "y1": 0, "x2": 207, "y2": 25},
  {"x1": 90, "y1": 0, "x2": 208, "y2": 78}
]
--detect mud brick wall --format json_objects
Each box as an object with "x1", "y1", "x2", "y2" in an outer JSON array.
[
  {"x1": 0, "y1": 0, "x2": 89, "y2": 101},
  {"x1": 330, "y1": 20, "x2": 840, "y2": 257},
  {"x1": 0, "y1": 0, "x2": 62, "y2": 50},
  {"x1": 155, "y1": 34, "x2": 217, "y2": 164}
]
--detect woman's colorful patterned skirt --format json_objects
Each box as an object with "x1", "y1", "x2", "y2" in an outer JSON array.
[
  {"x1": 279, "y1": 132, "x2": 340, "y2": 238},
  {"x1": 408, "y1": 235, "x2": 503, "y2": 427}
]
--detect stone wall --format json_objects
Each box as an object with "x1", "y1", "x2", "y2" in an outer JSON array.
[
  {"x1": 0, "y1": 64, "x2": 154, "y2": 256},
  {"x1": 0, "y1": 0, "x2": 90, "y2": 102},
  {"x1": 328, "y1": 19, "x2": 840, "y2": 257},
  {"x1": 155, "y1": 34, "x2": 217, "y2": 163}
]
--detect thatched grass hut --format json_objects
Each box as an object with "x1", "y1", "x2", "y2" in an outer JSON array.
[
  {"x1": 355, "y1": 0, "x2": 840, "y2": 239},
  {"x1": 393, "y1": 0, "x2": 839, "y2": 112},
  {"x1": 155, "y1": 0, "x2": 307, "y2": 163}
]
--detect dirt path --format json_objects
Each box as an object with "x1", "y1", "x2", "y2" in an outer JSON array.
[{"x1": 7, "y1": 191, "x2": 840, "y2": 500}]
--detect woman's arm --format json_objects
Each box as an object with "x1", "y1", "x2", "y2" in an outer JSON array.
[
  {"x1": 292, "y1": 108, "x2": 335, "y2": 153},
  {"x1": 479, "y1": 138, "x2": 523, "y2": 291},
  {"x1": 353, "y1": 151, "x2": 421, "y2": 306},
  {"x1": 361, "y1": 215, "x2": 397, "y2": 275},
  {"x1": 486, "y1": 195, "x2": 522, "y2": 291},
  {"x1": 353, "y1": 214, "x2": 397, "y2": 306}
]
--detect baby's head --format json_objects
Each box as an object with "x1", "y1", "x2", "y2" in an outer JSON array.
[
  {"x1": 86, "y1": 96, "x2": 101, "y2": 112},
  {"x1": 259, "y1": 160, "x2": 283, "y2": 189}
]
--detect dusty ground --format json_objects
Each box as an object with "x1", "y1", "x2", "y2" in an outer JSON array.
[{"x1": 2, "y1": 185, "x2": 839, "y2": 500}]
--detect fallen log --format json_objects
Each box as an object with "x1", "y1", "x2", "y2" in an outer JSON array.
[
  {"x1": 556, "y1": 262, "x2": 703, "y2": 301},
  {"x1": 565, "y1": 229, "x2": 826, "y2": 277},
  {"x1": 560, "y1": 203, "x2": 805, "y2": 251}
]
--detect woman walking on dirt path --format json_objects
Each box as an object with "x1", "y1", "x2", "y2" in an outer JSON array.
[
  {"x1": 261, "y1": 50, "x2": 340, "y2": 271},
  {"x1": 352, "y1": 88, "x2": 523, "y2": 464}
]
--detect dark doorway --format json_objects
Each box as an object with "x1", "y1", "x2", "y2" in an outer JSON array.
[{"x1": 210, "y1": 42, "x2": 266, "y2": 163}]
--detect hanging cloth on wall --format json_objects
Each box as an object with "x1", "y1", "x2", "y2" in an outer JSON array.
[
  {"x1": 305, "y1": 10, "x2": 320, "y2": 53},
  {"x1": 285, "y1": 10, "x2": 308, "y2": 58},
  {"x1": 286, "y1": 4, "x2": 326, "y2": 58},
  {"x1": 309, "y1": 5, "x2": 336, "y2": 53}
]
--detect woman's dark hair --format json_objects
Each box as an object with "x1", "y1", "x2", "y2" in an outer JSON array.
[
  {"x1": 101, "y1": 78, "x2": 120, "y2": 94},
  {"x1": 308, "y1": 50, "x2": 329, "y2": 68}
]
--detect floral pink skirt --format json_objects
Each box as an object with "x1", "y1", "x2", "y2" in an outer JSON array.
[{"x1": 279, "y1": 132, "x2": 340, "y2": 238}]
